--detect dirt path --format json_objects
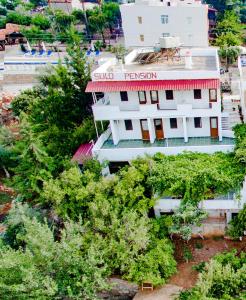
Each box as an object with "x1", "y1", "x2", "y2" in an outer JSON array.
[
  {"x1": 134, "y1": 237, "x2": 246, "y2": 299},
  {"x1": 170, "y1": 237, "x2": 246, "y2": 288},
  {"x1": 134, "y1": 284, "x2": 182, "y2": 300}
]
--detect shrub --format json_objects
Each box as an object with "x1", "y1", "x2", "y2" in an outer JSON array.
[{"x1": 183, "y1": 246, "x2": 193, "y2": 263}]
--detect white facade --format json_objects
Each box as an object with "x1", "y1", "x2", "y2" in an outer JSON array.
[
  {"x1": 87, "y1": 47, "x2": 235, "y2": 163},
  {"x1": 120, "y1": 0, "x2": 209, "y2": 48}
]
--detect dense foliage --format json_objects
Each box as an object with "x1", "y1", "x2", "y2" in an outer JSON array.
[
  {"x1": 8, "y1": 35, "x2": 96, "y2": 199},
  {"x1": 148, "y1": 152, "x2": 244, "y2": 203},
  {"x1": 179, "y1": 250, "x2": 246, "y2": 300},
  {"x1": 0, "y1": 204, "x2": 108, "y2": 299}
]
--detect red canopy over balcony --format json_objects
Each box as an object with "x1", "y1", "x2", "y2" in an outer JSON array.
[{"x1": 85, "y1": 79, "x2": 220, "y2": 93}]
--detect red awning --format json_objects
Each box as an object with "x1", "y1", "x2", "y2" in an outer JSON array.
[
  {"x1": 86, "y1": 79, "x2": 220, "y2": 93},
  {"x1": 72, "y1": 142, "x2": 93, "y2": 165}
]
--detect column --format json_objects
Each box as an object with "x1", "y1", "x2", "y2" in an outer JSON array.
[
  {"x1": 218, "y1": 115, "x2": 222, "y2": 141},
  {"x1": 147, "y1": 118, "x2": 155, "y2": 144},
  {"x1": 183, "y1": 117, "x2": 188, "y2": 143},
  {"x1": 110, "y1": 120, "x2": 119, "y2": 145}
]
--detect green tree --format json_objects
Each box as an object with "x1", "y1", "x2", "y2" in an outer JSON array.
[
  {"x1": 0, "y1": 204, "x2": 108, "y2": 299},
  {"x1": 102, "y1": 2, "x2": 120, "y2": 33},
  {"x1": 6, "y1": 11, "x2": 31, "y2": 25},
  {"x1": 21, "y1": 25, "x2": 53, "y2": 44},
  {"x1": 31, "y1": 14, "x2": 51, "y2": 30},
  {"x1": 169, "y1": 202, "x2": 208, "y2": 241},
  {"x1": 88, "y1": 9, "x2": 107, "y2": 43},
  {"x1": 179, "y1": 250, "x2": 246, "y2": 299},
  {"x1": 9, "y1": 120, "x2": 55, "y2": 200}
]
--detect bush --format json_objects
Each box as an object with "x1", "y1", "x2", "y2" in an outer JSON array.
[
  {"x1": 6, "y1": 11, "x2": 31, "y2": 26},
  {"x1": 126, "y1": 238, "x2": 177, "y2": 286},
  {"x1": 178, "y1": 250, "x2": 246, "y2": 299},
  {"x1": 0, "y1": 6, "x2": 7, "y2": 16},
  {"x1": 31, "y1": 14, "x2": 50, "y2": 30},
  {"x1": 183, "y1": 246, "x2": 193, "y2": 263},
  {"x1": 227, "y1": 205, "x2": 246, "y2": 238},
  {"x1": 192, "y1": 261, "x2": 206, "y2": 273}
]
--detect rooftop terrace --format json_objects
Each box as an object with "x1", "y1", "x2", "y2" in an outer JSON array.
[{"x1": 107, "y1": 56, "x2": 217, "y2": 73}]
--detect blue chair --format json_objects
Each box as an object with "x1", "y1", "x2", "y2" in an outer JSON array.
[
  {"x1": 24, "y1": 50, "x2": 31, "y2": 56},
  {"x1": 31, "y1": 49, "x2": 36, "y2": 56},
  {"x1": 86, "y1": 50, "x2": 91, "y2": 56},
  {"x1": 95, "y1": 50, "x2": 100, "y2": 56},
  {"x1": 38, "y1": 49, "x2": 45, "y2": 56},
  {"x1": 47, "y1": 50, "x2": 53, "y2": 57}
]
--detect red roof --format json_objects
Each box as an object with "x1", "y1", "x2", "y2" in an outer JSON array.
[
  {"x1": 86, "y1": 79, "x2": 220, "y2": 93},
  {"x1": 72, "y1": 142, "x2": 93, "y2": 165}
]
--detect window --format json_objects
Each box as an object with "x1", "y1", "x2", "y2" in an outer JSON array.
[
  {"x1": 150, "y1": 90, "x2": 159, "y2": 104},
  {"x1": 170, "y1": 118, "x2": 177, "y2": 129},
  {"x1": 138, "y1": 16, "x2": 142, "y2": 24},
  {"x1": 167, "y1": 1, "x2": 171, "y2": 6},
  {"x1": 187, "y1": 17, "x2": 192, "y2": 24},
  {"x1": 162, "y1": 33, "x2": 170, "y2": 37},
  {"x1": 140, "y1": 34, "x2": 144, "y2": 42},
  {"x1": 161, "y1": 15, "x2": 168, "y2": 24},
  {"x1": 194, "y1": 89, "x2": 201, "y2": 99},
  {"x1": 120, "y1": 91, "x2": 128, "y2": 101},
  {"x1": 194, "y1": 117, "x2": 202, "y2": 128},
  {"x1": 209, "y1": 89, "x2": 217, "y2": 102},
  {"x1": 125, "y1": 120, "x2": 133, "y2": 131},
  {"x1": 138, "y1": 91, "x2": 147, "y2": 104},
  {"x1": 166, "y1": 90, "x2": 174, "y2": 100}
]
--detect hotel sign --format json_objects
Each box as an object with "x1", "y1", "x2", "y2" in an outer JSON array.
[{"x1": 93, "y1": 71, "x2": 158, "y2": 81}]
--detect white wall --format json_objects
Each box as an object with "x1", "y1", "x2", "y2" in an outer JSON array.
[
  {"x1": 117, "y1": 119, "x2": 142, "y2": 139},
  {"x1": 106, "y1": 89, "x2": 220, "y2": 109},
  {"x1": 120, "y1": 4, "x2": 209, "y2": 48},
  {"x1": 94, "y1": 144, "x2": 234, "y2": 162},
  {"x1": 113, "y1": 117, "x2": 213, "y2": 140}
]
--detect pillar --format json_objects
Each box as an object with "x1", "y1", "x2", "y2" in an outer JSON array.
[
  {"x1": 147, "y1": 118, "x2": 155, "y2": 144},
  {"x1": 218, "y1": 115, "x2": 222, "y2": 141},
  {"x1": 110, "y1": 120, "x2": 119, "y2": 145},
  {"x1": 183, "y1": 117, "x2": 188, "y2": 142}
]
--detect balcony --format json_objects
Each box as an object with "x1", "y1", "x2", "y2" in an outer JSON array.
[
  {"x1": 93, "y1": 101, "x2": 220, "y2": 121},
  {"x1": 92, "y1": 129, "x2": 235, "y2": 162},
  {"x1": 102, "y1": 136, "x2": 234, "y2": 149}
]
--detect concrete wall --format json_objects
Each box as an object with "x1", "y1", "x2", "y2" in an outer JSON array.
[
  {"x1": 94, "y1": 144, "x2": 234, "y2": 162},
  {"x1": 107, "y1": 89, "x2": 220, "y2": 109},
  {"x1": 120, "y1": 4, "x2": 209, "y2": 48}
]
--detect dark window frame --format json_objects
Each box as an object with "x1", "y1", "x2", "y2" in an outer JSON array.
[
  {"x1": 194, "y1": 117, "x2": 202, "y2": 128},
  {"x1": 166, "y1": 90, "x2": 174, "y2": 100},
  {"x1": 194, "y1": 89, "x2": 202, "y2": 99},
  {"x1": 120, "y1": 91, "x2": 128, "y2": 102},
  {"x1": 138, "y1": 91, "x2": 147, "y2": 104},
  {"x1": 124, "y1": 119, "x2": 133, "y2": 131},
  {"x1": 170, "y1": 118, "x2": 177, "y2": 129},
  {"x1": 150, "y1": 90, "x2": 159, "y2": 104}
]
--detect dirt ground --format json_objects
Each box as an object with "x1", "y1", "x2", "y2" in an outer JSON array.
[
  {"x1": 169, "y1": 236, "x2": 246, "y2": 288},
  {"x1": 134, "y1": 237, "x2": 246, "y2": 300}
]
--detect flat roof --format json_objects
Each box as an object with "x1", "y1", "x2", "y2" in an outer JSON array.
[{"x1": 107, "y1": 56, "x2": 217, "y2": 73}]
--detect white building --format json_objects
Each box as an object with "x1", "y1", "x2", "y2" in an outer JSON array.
[
  {"x1": 120, "y1": 0, "x2": 209, "y2": 48},
  {"x1": 86, "y1": 45, "x2": 235, "y2": 168}
]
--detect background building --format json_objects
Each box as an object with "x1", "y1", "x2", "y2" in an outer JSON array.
[{"x1": 120, "y1": 0, "x2": 209, "y2": 48}]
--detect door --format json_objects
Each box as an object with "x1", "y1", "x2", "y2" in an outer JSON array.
[
  {"x1": 154, "y1": 119, "x2": 164, "y2": 140},
  {"x1": 140, "y1": 119, "x2": 150, "y2": 141},
  {"x1": 210, "y1": 117, "x2": 218, "y2": 138}
]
